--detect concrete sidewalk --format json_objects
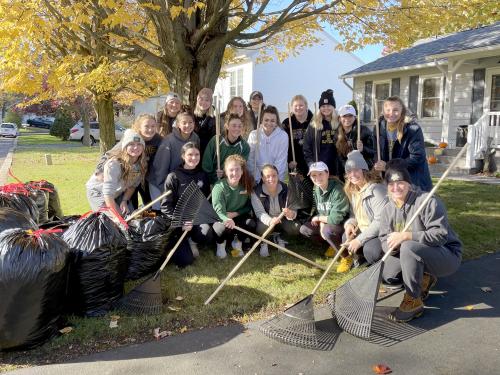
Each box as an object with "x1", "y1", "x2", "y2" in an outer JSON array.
[{"x1": 8, "y1": 252, "x2": 500, "y2": 375}]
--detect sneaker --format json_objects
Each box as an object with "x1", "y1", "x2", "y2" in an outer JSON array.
[
  {"x1": 421, "y1": 272, "x2": 437, "y2": 301},
  {"x1": 324, "y1": 247, "x2": 336, "y2": 258},
  {"x1": 336, "y1": 256, "x2": 353, "y2": 273},
  {"x1": 216, "y1": 241, "x2": 227, "y2": 259},
  {"x1": 188, "y1": 238, "x2": 199, "y2": 258},
  {"x1": 352, "y1": 255, "x2": 367, "y2": 269},
  {"x1": 388, "y1": 292, "x2": 424, "y2": 322},
  {"x1": 259, "y1": 243, "x2": 269, "y2": 257},
  {"x1": 231, "y1": 238, "x2": 244, "y2": 257}
]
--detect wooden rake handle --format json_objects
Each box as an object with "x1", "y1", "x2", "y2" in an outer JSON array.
[
  {"x1": 311, "y1": 243, "x2": 346, "y2": 296},
  {"x1": 153, "y1": 229, "x2": 189, "y2": 280},
  {"x1": 382, "y1": 144, "x2": 469, "y2": 262},
  {"x1": 233, "y1": 225, "x2": 326, "y2": 271},
  {"x1": 204, "y1": 211, "x2": 286, "y2": 305},
  {"x1": 126, "y1": 190, "x2": 172, "y2": 222},
  {"x1": 287, "y1": 102, "x2": 296, "y2": 164},
  {"x1": 215, "y1": 101, "x2": 221, "y2": 174}
]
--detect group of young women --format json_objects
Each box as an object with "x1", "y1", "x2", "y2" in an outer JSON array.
[{"x1": 85, "y1": 88, "x2": 461, "y2": 323}]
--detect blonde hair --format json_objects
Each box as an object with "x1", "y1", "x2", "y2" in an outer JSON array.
[
  {"x1": 383, "y1": 96, "x2": 407, "y2": 143},
  {"x1": 132, "y1": 114, "x2": 156, "y2": 134},
  {"x1": 291, "y1": 95, "x2": 308, "y2": 109},
  {"x1": 108, "y1": 147, "x2": 148, "y2": 186},
  {"x1": 343, "y1": 169, "x2": 382, "y2": 198},
  {"x1": 226, "y1": 97, "x2": 251, "y2": 137},
  {"x1": 194, "y1": 90, "x2": 214, "y2": 117},
  {"x1": 311, "y1": 105, "x2": 339, "y2": 131}
]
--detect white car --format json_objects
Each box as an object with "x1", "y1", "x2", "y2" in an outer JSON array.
[
  {"x1": 0, "y1": 123, "x2": 18, "y2": 138},
  {"x1": 69, "y1": 121, "x2": 125, "y2": 143}
]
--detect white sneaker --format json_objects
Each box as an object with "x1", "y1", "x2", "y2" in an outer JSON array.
[
  {"x1": 216, "y1": 241, "x2": 227, "y2": 259},
  {"x1": 259, "y1": 243, "x2": 269, "y2": 257},
  {"x1": 188, "y1": 238, "x2": 199, "y2": 258},
  {"x1": 231, "y1": 237, "x2": 244, "y2": 257}
]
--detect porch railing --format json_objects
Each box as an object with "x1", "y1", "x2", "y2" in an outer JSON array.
[{"x1": 465, "y1": 111, "x2": 500, "y2": 169}]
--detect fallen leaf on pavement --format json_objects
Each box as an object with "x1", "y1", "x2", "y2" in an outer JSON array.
[
  {"x1": 59, "y1": 327, "x2": 73, "y2": 334},
  {"x1": 372, "y1": 364, "x2": 392, "y2": 374},
  {"x1": 180, "y1": 326, "x2": 188, "y2": 333},
  {"x1": 481, "y1": 287, "x2": 492, "y2": 293}
]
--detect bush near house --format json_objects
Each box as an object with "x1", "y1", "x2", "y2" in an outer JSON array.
[{"x1": 3, "y1": 109, "x2": 22, "y2": 126}]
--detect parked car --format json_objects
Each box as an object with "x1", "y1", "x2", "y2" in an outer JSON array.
[
  {"x1": 26, "y1": 117, "x2": 55, "y2": 129},
  {"x1": 69, "y1": 121, "x2": 126, "y2": 143},
  {"x1": 0, "y1": 123, "x2": 19, "y2": 138}
]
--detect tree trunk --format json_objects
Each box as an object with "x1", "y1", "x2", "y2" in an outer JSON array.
[
  {"x1": 94, "y1": 93, "x2": 115, "y2": 154},
  {"x1": 81, "y1": 106, "x2": 91, "y2": 147}
]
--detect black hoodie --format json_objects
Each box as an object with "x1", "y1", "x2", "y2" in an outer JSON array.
[{"x1": 281, "y1": 109, "x2": 313, "y2": 176}]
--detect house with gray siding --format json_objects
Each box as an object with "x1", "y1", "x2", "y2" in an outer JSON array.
[{"x1": 341, "y1": 22, "x2": 500, "y2": 169}]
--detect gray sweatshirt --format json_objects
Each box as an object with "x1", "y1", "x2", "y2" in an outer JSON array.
[
  {"x1": 150, "y1": 128, "x2": 199, "y2": 191},
  {"x1": 379, "y1": 190, "x2": 462, "y2": 256}
]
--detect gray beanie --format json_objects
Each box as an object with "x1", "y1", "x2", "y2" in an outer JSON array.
[
  {"x1": 345, "y1": 150, "x2": 368, "y2": 172},
  {"x1": 121, "y1": 129, "x2": 145, "y2": 150}
]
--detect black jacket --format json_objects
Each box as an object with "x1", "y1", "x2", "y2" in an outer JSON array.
[
  {"x1": 161, "y1": 166, "x2": 210, "y2": 218},
  {"x1": 194, "y1": 114, "x2": 215, "y2": 157},
  {"x1": 253, "y1": 181, "x2": 288, "y2": 213},
  {"x1": 338, "y1": 124, "x2": 375, "y2": 176},
  {"x1": 303, "y1": 119, "x2": 342, "y2": 178},
  {"x1": 281, "y1": 110, "x2": 313, "y2": 176}
]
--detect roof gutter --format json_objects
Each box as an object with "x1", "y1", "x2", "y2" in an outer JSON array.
[
  {"x1": 340, "y1": 61, "x2": 445, "y2": 79},
  {"x1": 342, "y1": 78, "x2": 353, "y2": 91}
]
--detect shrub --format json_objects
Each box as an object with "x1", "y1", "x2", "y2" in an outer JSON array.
[
  {"x1": 50, "y1": 107, "x2": 74, "y2": 141},
  {"x1": 4, "y1": 110, "x2": 22, "y2": 126}
]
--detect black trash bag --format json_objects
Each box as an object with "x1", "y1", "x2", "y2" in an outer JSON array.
[
  {"x1": 62, "y1": 212, "x2": 127, "y2": 317},
  {"x1": 0, "y1": 184, "x2": 39, "y2": 221},
  {"x1": 125, "y1": 214, "x2": 171, "y2": 280},
  {"x1": 0, "y1": 228, "x2": 70, "y2": 350},
  {"x1": 39, "y1": 215, "x2": 80, "y2": 236},
  {"x1": 27, "y1": 187, "x2": 49, "y2": 224},
  {"x1": 0, "y1": 207, "x2": 38, "y2": 233},
  {"x1": 27, "y1": 180, "x2": 63, "y2": 221}
]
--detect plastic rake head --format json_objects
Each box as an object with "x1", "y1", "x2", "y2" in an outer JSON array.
[
  {"x1": 286, "y1": 174, "x2": 314, "y2": 211},
  {"x1": 327, "y1": 261, "x2": 384, "y2": 339},
  {"x1": 116, "y1": 275, "x2": 163, "y2": 315},
  {"x1": 171, "y1": 182, "x2": 220, "y2": 228}
]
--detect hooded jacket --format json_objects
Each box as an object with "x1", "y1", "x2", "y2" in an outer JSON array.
[
  {"x1": 303, "y1": 119, "x2": 342, "y2": 178},
  {"x1": 194, "y1": 114, "x2": 215, "y2": 157},
  {"x1": 247, "y1": 127, "x2": 289, "y2": 183},
  {"x1": 150, "y1": 128, "x2": 200, "y2": 191},
  {"x1": 313, "y1": 179, "x2": 350, "y2": 225},
  {"x1": 282, "y1": 110, "x2": 313, "y2": 176},
  {"x1": 379, "y1": 189, "x2": 462, "y2": 256},
  {"x1": 202, "y1": 135, "x2": 250, "y2": 184}
]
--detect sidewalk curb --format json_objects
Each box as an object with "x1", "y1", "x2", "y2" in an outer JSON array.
[{"x1": 0, "y1": 138, "x2": 18, "y2": 185}]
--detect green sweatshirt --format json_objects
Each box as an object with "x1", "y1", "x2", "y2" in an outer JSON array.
[
  {"x1": 202, "y1": 136, "x2": 250, "y2": 184},
  {"x1": 212, "y1": 179, "x2": 251, "y2": 222},
  {"x1": 314, "y1": 179, "x2": 350, "y2": 225}
]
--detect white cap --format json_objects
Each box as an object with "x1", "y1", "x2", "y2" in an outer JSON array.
[
  {"x1": 338, "y1": 104, "x2": 357, "y2": 117},
  {"x1": 165, "y1": 92, "x2": 181, "y2": 104},
  {"x1": 307, "y1": 161, "x2": 329, "y2": 175}
]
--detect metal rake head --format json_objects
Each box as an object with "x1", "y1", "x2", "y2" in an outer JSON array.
[
  {"x1": 171, "y1": 181, "x2": 220, "y2": 227},
  {"x1": 327, "y1": 261, "x2": 384, "y2": 339},
  {"x1": 286, "y1": 174, "x2": 314, "y2": 211},
  {"x1": 116, "y1": 275, "x2": 163, "y2": 315}
]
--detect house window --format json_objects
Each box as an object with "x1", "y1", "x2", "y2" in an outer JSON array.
[
  {"x1": 420, "y1": 76, "x2": 443, "y2": 118},
  {"x1": 229, "y1": 69, "x2": 244, "y2": 98},
  {"x1": 373, "y1": 81, "x2": 391, "y2": 119}
]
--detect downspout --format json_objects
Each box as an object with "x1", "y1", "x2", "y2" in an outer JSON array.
[{"x1": 342, "y1": 78, "x2": 354, "y2": 91}]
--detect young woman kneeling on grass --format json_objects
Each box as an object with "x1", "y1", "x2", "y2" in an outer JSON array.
[
  {"x1": 211, "y1": 155, "x2": 256, "y2": 259},
  {"x1": 299, "y1": 162, "x2": 351, "y2": 272},
  {"x1": 160, "y1": 142, "x2": 213, "y2": 266},
  {"x1": 251, "y1": 164, "x2": 300, "y2": 257},
  {"x1": 342, "y1": 150, "x2": 387, "y2": 268},
  {"x1": 86, "y1": 129, "x2": 147, "y2": 216},
  {"x1": 379, "y1": 160, "x2": 462, "y2": 322},
  {"x1": 202, "y1": 114, "x2": 250, "y2": 185}
]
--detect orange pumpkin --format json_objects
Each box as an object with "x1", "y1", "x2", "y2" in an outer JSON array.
[
  {"x1": 427, "y1": 155, "x2": 438, "y2": 164},
  {"x1": 439, "y1": 142, "x2": 448, "y2": 149}
]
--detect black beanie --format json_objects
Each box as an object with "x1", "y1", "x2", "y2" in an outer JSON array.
[
  {"x1": 384, "y1": 158, "x2": 412, "y2": 185},
  {"x1": 319, "y1": 89, "x2": 336, "y2": 108}
]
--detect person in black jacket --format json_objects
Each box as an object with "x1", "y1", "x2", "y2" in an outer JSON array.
[
  {"x1": 336, "y1": 104, "x2": 375, "y2": 176},
  {"x1": 248, "y1": 90, "x2": 265, "y2": 131},
  {"x1": 282, "y1": 94, "x2": 314, "y2": 176},
  {"x1": 374, "y1": 96, "x2": 432, "y2": 192},
  {"x1": 250, "y1": 164, "x2": 300, "y2": 257},
  {"x1": 194, "y1": 87, "x2": 216, "y2": 157},
  {"x1": 161, "y1": 142, "x2": 213, "y2": 266}
]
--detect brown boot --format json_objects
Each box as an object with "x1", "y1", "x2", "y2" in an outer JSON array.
[
  {"x1": 388, "y1": 292, "x2": 424, "y2": 323},
  {"x1": 421, "y1": 272, "x2": 437, "y2": 301}
]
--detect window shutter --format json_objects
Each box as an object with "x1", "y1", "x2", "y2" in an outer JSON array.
[
  {"x1": 391, "y1": 78, "x2": 400, "y2": 97},
  {"x1": 363, "y1": 81, "x2": 373, "y2": 123},
  {"x1": 471, "y1": 68, "x2": 485, "y2": 124},
  {"x1": 408, "y1": 75, "x2": 419, "y2": 116}
]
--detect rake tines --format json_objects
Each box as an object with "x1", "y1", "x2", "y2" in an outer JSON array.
[
  {"x1": 171, "y1": 181, "x2": 219, "y2": 227},
  {"x1": 327, "y1": 261, "x2": 383, "y2": 339},
  {"x1": 286, "y1": 174, "x2": 314, "y2": 211},
  {"x1": 116, "y1": 274, "x2": 163, "y2": 315}
]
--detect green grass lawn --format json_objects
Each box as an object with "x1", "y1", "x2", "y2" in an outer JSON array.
[{"x1": 1, "y1": 135, "x2": 499, "y2": 370}]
